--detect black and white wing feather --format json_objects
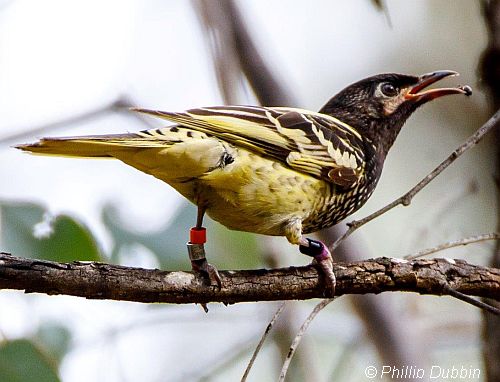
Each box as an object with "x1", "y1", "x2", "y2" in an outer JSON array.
[{"x1": 133, "y1": 105, "x2": 366, "y2": 187}]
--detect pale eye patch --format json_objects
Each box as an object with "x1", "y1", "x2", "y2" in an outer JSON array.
[
  {"x1": 382, "y1": 94, "x2": 406, "y2": 115},
  {"x1": 374, "y1": 82, "x2": 399, "y2": 98},
  {"x1": 373, "y1": 83, "x2": 407, "y2": 115}
]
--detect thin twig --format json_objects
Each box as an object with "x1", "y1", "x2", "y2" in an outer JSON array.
[
  {"x1": 442, "y1": 284, "x2": 500, "y2": 315},
  {"x1": 241, "y1": 302, "x2": 286, "y2": 382},
  {"x1": 278, "y1": 299, "x2": 333, "y2": 382},
  {"x1": 330, "y1": 108, "x2": 500, "y2": 252},
  {"x1": 1, "y1": 96, "x2": 159, "y2": 146},
  {"x1": 405, "y1": 233, "x2": 500, "y2": 260},
  {"x1": 0, "y1": 98, "x2": 133, "y2": 145}
]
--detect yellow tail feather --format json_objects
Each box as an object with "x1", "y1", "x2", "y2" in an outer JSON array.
[{"x1": 15, "y1": 134, "x2": 141, "y2": 158}]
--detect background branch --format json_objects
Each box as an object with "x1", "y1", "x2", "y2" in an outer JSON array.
[
  {"x1": 405, "y1": 233, "x2": 500, "y2": 260},
  {"x1": 479, "y1": 1, "x2": 500, "y2": 379},
  {"x1": 1, "y1": 252, "x2": 498, "y2": 305},
  {"x1": 278, "y1": 299, "x2": 333, "y2": 382},
  {"x1": 241, "y1": 301, "x2": 286, "y2": 382},
  {"x1": 0, "y1": 96, "x2": 158, "y2": 146},
  {"x1": 0, "y1": 98, "x2": 128, "y2": 146}
]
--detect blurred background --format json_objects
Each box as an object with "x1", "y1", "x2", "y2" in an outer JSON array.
[{"x1": 0, "y1": 0, "x2": 498, "y2": 381}]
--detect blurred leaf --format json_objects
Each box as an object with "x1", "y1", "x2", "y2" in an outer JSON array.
[
  {"x1": 102, "y1": 201, "x2": 261, "y2": 270},
  {"x1": 208, "y1": 223, "x2": 259, "y2": 269},
  {"x1": 0, "y1": 201, "x2": 44, "y2": 256},
  {"x1": 35, "y1": 323, "x2": 72, "y2": 365},
  {"x1": 102, "y1": 202, "x2": 192, "y2": 269},
  {"x1": 0, "y1": 201, "x2": 101, "y2": 262},
  {"x1": 0, "y1": 339, "x2": 60, "y2": 382}
]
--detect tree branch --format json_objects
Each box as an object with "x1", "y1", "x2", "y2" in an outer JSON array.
[{"x1": 1, "y1": 253, "x2": 498, "y2": 305}]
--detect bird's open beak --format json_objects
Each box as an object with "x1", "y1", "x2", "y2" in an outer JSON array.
[{"x1": 404, "y1": 70, "x2": 472, "y2": 102}]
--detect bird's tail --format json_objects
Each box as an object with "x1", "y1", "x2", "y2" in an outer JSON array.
[
  {"x1": 15, "y1": 130, "x2": 228, "y2": 183},
  {"x1": 15, "y1": 133, "x2": 149, "y2": 158}
]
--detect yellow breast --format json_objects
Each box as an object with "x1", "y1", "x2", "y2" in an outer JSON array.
[{"x1": 171, "y1": 148, "x2": 332, "y2": 236}]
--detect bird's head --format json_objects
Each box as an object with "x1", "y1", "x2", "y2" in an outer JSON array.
[{"x1": 320, "y1": 70, "x2": 471, "y2": 157}]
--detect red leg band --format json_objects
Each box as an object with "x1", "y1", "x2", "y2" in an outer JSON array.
[{"x1": 190, "y1": 227, "x2": 207, "y2": 244}]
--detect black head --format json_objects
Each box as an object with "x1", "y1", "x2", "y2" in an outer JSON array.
[{"x1": 320, "y1": 71, "x2": 471, "y2": 157}]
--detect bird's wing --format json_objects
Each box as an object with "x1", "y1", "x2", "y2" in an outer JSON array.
[{"x1": 133, "y1": 106, "x2": 366, "y2": 187}]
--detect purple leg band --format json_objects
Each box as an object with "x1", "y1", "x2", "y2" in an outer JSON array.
[{"x1": 299, "y1": 238, "x2": 330, "y2": 260}]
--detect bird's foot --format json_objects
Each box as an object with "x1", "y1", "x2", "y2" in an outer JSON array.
[
  {"x1": 299, "y1": 238, "x2": 336, "y2": 296},
  {"x1": 187, "y1": 227, "x2": 222, "y2": 288},
  {"x1": 190, "y1": 256, "x2": 222, "y2": 288}
]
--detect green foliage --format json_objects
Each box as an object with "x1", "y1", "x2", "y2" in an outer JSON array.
[
  {"x1": 102, "y1": 202, "x2": 194, "y2": 269},
  {"x1": 1, "y1": 198, "x2": 261, "y2": 269},
  {"x1": 102, "y1": 201, "x2": 261, "y2": 270},
  {"x1": 0, "y1": 201, "x2": 101, "y2": 262},
  {"x1": 0, "y1": 340, "x2": 60, "y2": 382}
]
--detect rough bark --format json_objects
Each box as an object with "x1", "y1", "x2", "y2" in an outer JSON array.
[{"x1": 0, "y1": 253, "x2": 498, "y2": 304}]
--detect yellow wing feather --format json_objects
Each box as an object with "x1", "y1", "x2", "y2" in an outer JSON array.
[{"x1": 132, "y1": 105, "x2": 366, "y2": 186}]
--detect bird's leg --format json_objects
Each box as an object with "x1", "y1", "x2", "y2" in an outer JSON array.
[
  {"x1": 196, "y1": 204, "x2": 205, "y2": 229},
  {"x1": 299, "y1": 237, "x2": 336, "y2": 296},
  {"x1": 286, "y1": 220, "x2": 336, "y2": 296},
  {"x1": 187, "y1": 205, "x2": 222, "y2": 288}
]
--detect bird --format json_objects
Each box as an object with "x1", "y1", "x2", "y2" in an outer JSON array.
[{"x1": 16, "y1": 70, "x2": 471, "y2": 294}]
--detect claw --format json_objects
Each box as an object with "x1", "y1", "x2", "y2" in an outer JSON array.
[
  {"x1": 191, "y1": 258, "x2": 222, "y2": 288},
  {"x1": 188, "y1": 241, "x2": 222, "y2": 288},
  {"x1": 313, "y1": 255, "x2": 336, "y2": 297},
  {"x1": 299, "y1": 238, "x2": 336, "y2": 296}
]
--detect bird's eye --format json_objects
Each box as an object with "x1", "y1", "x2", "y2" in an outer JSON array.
[{"x1": 380, "y1": 83, "x2": 399, "y2": 97}]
